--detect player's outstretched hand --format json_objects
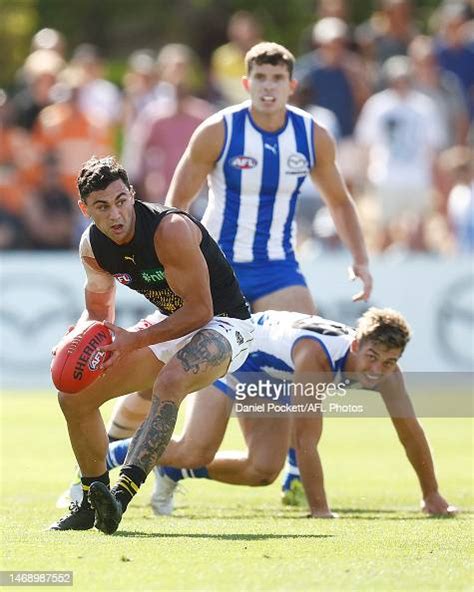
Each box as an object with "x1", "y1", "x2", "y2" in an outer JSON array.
[
  {"x1": 348, "y1": 263, "x2": 373, "y2": 302},
  {"x1": 307, "y1": 510, "x2": 339, "y2": 519},
  {"x1": 99, "y1": 321, "x2": 138, "y2": 370},
  {"x1": 421, "y1": 492, "x2": 458, "y2": 516}
]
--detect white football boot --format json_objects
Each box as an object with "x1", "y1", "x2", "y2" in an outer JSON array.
[
  {"x1": 55, "y1": 469, "x2": 83, "y2": 508},
  {"x1": 150, "y1": 466, "x2": 178, "y2": 516}
]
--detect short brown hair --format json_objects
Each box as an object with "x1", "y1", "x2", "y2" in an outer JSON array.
[
  {"x1": 356, "y1": 307, "x2": 412, "y2": 352},
  {"x1": 245, "y1": 42, "x2": 295, "y2": 78}
]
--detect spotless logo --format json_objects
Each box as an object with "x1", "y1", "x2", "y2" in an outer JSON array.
[
  {"x1": 114, "y1": 273, "x2": 132, "y2": 285},
  {"x1": 230, "y1": 155, "x2": 258, "y2": 170}
]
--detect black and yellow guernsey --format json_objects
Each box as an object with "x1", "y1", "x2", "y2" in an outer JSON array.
[{"x1": 89, "y1": 200, "x2": 250, "y2": 320}]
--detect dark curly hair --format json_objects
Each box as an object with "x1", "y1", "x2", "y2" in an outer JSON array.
[{"x1": 77, "y1": 155, "x2": 132, "y2": 202}]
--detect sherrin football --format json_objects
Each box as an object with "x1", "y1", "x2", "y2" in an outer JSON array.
[{"x1": 51, "y1": 321, "x2": 113, "y2": 393}]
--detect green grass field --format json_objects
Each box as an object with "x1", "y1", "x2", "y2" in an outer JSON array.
[{"x1": 1, "y1": 391, "x2": 472, "y2": 591}]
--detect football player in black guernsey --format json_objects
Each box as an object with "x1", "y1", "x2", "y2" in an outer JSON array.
[{"x1": 50, "y1": 156, "x2": 254, "y2": 534}]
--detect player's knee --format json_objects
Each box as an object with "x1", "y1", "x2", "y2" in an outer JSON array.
[
  {"x1": 153, "y1": 370, "x2": 185, "y2": 403},
  {"x1": 173, "y1": 434, "x2": 216, "y2": 466},
  {"x1": 247, "y1": 458, "x2": 282, "y2": 486},
  {"x1": 186, "y1": 445, "x2": 215, "y2": 467},
  {"x1": 58, "y1": 391, "x2": 86, "y2": 420}
]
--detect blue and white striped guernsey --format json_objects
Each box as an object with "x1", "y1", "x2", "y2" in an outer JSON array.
[{"x1": 202, "y1": 101, "x2": 316, "y2": 264}]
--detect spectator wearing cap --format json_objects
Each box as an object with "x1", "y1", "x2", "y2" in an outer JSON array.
[
  {"x1": 297, "y1": 0, "x2": 352, "y2": 55},
  {"x1": 30, "y1": 28, "x2": 66, "y2": 57},
  {"x1": 356, "y1": 55, "x2": 444, "y2": 251},
  {"x1": 296, "y1": 17, "x2": 371, "y2": 138}
]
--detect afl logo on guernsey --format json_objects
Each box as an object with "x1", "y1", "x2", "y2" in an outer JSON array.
[
  {"x1": 114, "y1": 273, "x2": 132, "y2": 285},
  {"x1": 286, "y1": 153, "x2": 309, "y2": 175},
  {"x1": 230, "y1": 155, "x2": 258, "y2": 170}
]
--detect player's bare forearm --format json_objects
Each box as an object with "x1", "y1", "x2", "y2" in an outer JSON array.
[
  {"x1": 310, "y1": 124, "x2": 369, "y2": 268},
  {"x1": 296, "y1": 445, "x2": 332, "y2": 516},
  {"x1": 101, "y1": 302, "x2": 214, "y2": 369},
  {"x1": 292, "y1": 408, "x2": 332, "y2": 516},
  {"x1": 80, "y1": 288, "x2": 116, "y2": 325},
  {"x1": 393, "y1": 417, "x2": 439, "y2": 497},
  {"x1": 133, "y1": 303, "x2": 213, "y2": 349},
  {"x1": 327, "y1": 199, "x2": 369, "y2": 266}
]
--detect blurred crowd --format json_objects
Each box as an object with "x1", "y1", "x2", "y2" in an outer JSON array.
[{"x1": 1, "y1": 0, "x2": 473, "y2": 255}]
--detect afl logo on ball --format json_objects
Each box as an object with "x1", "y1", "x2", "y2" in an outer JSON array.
[
  {"x1": 88, "y1": 350, "x2": 106, "y2": 371},
  {"x1": 230, "y1": 156, "x2": 258, "y2": 170}
]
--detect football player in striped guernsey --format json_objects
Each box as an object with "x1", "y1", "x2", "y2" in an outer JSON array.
[
  {"x1": 105, "y1": 307, "x2": 456, "y2": 518},
  {"x1": 163, "y1": 40, "x2": 372, "y2": 506}
]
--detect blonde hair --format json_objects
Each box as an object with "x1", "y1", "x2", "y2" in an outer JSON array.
[{"x1": 356, "y1": 307, "x2": 412, "y2": 351}]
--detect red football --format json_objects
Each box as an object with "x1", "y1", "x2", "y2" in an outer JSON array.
[{"x1": 51, "y1": 321, "x2": 113, "y2": 393}]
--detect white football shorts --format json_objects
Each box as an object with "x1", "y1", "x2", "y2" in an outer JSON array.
[{"x1": 128, "y1": 310, "x2": 254, "y2": 373}]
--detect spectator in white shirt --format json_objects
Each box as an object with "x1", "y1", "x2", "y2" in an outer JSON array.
[{"x1": 356, "y1": 55, "x2": 444, "y2": 250}]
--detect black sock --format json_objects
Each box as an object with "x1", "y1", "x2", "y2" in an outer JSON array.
[
  {"x1": 112, "y1": 464, "x2": 146, "y2": 512},
  {"x1": 81, "y1": 472, "x2": 109, "y2": 508}
]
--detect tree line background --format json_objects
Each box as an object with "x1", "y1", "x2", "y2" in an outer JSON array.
[{"x1": 1, "y1": 0, "x2": 442, "y2": 89}]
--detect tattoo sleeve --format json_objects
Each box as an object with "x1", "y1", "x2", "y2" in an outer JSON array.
[
  {"x1": 177, "y1": 329, "x2": 232, "y2": 374},
  {"x1": 125, "y1": 398, "x2": 178, "y2": 475}
]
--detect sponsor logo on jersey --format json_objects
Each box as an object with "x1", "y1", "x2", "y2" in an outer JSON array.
[
  {"x1": 235, "y1": 330, "x2": 244, "y2": 345},
  {"x1": 114, "y1": 273, "x2": 132, "y2": 285},
  {"x1": 286, "y1": 153, "x2": 309, "y2": 175},
  {"x1": 230, "y1": 155, "x2": 258, "y2": 170},
  {"x1": 141, "y1": 268, "x2": 166, "y2": 283},
  {"x1": 123, "y1": 255, "x2": 136, "y2": 265}
]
